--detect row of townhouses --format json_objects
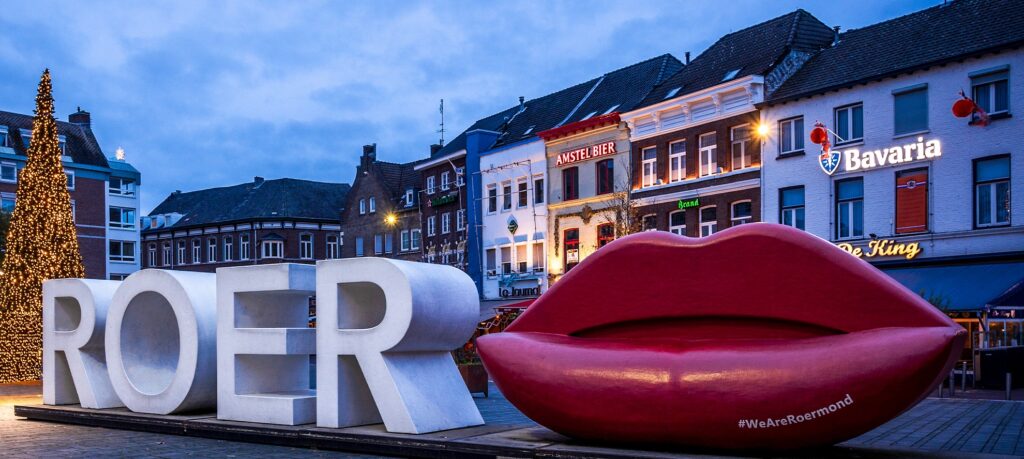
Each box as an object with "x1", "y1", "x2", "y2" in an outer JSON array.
[{"x1": 132, "y1": 1, "x2": 1020, "y2": 357}]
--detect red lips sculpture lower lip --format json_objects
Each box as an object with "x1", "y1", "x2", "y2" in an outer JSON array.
[{"x1": 477, "y1": 224, "x2": 965, "y2": 450}]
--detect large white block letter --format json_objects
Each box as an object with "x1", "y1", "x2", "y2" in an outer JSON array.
[
  {"x1": 217, "y1": 264, "x2": 317, "y2": 425},
  {"x1": 316, "y1": 258, "x2": 483, "y2": 433},
  {"x1": 42, "y1": 279, "x2": 123, "y2": 408},
  {"x1": 106, "y1": 269, "x2": 217, "y2": 414}
]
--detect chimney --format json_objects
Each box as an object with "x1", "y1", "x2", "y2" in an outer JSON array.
[
  {"x1": 832, "y1": 26, "x2": 841, "y2": 46},
  {"x1": 68, "y1": 107, "x2": 91, "y2": 129},
  {"x1": 518, "y1": 96, "x2": 525, "y2": 112},
  {"x1": 430, "y1": 144, "x2": 442, "y2": 155},
  {"x1": 360, "y1": 143, "x2": 377, "y2": 173},
  {"x1": 684, "y1": 52, "x2": 690, "y2": 65},
  {"x1": 253, "y1": 176, "x2": 265, "y2": 187}
]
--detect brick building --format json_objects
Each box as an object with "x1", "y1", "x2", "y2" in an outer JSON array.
[
  {"x1": 141, "y1": 177, "x2": 348, "y2": 272},
  {"x1": 414, "y1": 142, "x2": 469, "y2": 269},
  {"x1": 0, "y1": 108, "x2": 141, "y2": 279},
  {"x1": 340, "y1": 144, "x2": 421, "y2": 260}
]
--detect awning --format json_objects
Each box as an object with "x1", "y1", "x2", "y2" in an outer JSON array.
[{"x1": 883, "y1": 261, "x2": 1024, "y2": 312}]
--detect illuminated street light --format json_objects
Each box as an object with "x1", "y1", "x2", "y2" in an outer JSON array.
[
  {"x1": 755, "y1": 122, "x2": 770, "y2": 139},
  {"x1": 384, "y1": 213, "x2": 397, "y2": 226}
]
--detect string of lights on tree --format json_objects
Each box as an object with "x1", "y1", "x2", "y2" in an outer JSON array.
[{"x1": 0, "y1": 69, "x2": 85, "y2": 383}]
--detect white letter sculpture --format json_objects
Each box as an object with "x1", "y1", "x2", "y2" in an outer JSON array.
[
  {"x1": 105, "y1": 269, "x2": 218, "y2": 414},
  {"x1": 316, "y1": 258, "x2": 483, "y2": 433},
  {"x1": 42, "y1": 279, "x2": 123, "y2": 408},
  {"x1": 217, "y1": 264, "x2": 317, "y2": 425}
]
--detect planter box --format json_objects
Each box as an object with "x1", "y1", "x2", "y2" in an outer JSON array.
[{"x1": 458, "y1": 364, "x2": 489, "y2": 397}]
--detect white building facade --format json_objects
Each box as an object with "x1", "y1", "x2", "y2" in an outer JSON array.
[{"x1": 105, "y1": 153, "x2": 142, "y2": 280}]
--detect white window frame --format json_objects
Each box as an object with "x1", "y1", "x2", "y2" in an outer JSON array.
[
  {"x1": 699, "y1": 205, "x2": 718, "y2": 237},
  {"x1": 834, "y1": 103, "x2": 864, "y2": 145},
  {"x1": 239, "y1": 234, "x2": 251, "y2": 260},
  {"x1": 109, "y1": 240, "x2": 135, "y2": 263},
  {"x1": 223, "y1": 236, "x2": 233, "y2": 261},
  {"x1": 427, "y1": 215, "x2": 436, "y2": 236},
  {"x1": 0, "y1": 161, "x2": 16, "y2": 183},
  {"x1": 261, "y1": 240, "x2": 284, "y2": 259},
  {"x1": 374, "y1": 234, "x2": 383, "y2": 255},
  {"x1": 66, "y1": 171, "x2": 75, "y2": 190},
  {"x1": 299, "y1": 233, "x2": 313, "y2": 259},
  {"x1": 385, "y1": 233, "x2": 393, "y2": 254},
  {"x1": 835, "y1": 178, "x2": 864, "y2": 240},
  {"x1": 731, "y1": 200, "x2": 753, "y2": 226},
  {"x1": 410, "y1": 229, "x2": 421, "y2": 250},
  {"x1": 516, "y1": 177, "x2": 529, "y2": 208},
  {"x1": 699, "y1": 132, "x2": 717, "y2": 177},
  {"x1": 192, "y1": 239, "x2": 202, "y2": 264},
  {"x1": 326, "y1": 234, "x2": 340, "y2": 259},
  {"x1": 669, "y1": 210, "x2": 686, "y2": 235},
  {"x1": 207, "y1": 237, "x2": 217, "y2": 263},
  {"x1": 669, "y1": 141, "x2": 686, "y2": 183},
  {"x1": 778, "y1": 117, "x2": 804, "y2": 155},
  {"x1": 108, "y1": 177, "x2": 136, "y2": 196},
  {"x1": 441, "y1": 212, "x2": 451, "y2": 234},
  {"x1": 531, "y1": 241, "x2": 545, "y2": 273},
  {"x1": 730, "y1": 124, "x2": 751, "y2": 171},
  {"x1": 457, "y1": 208, "x2": 465, "y2": 231},
  {"x1": 368, "y1": 196, "x2": 376, "y2": 213},
  {"x1": 405, "y1": 188, "x2": 414, "y2": 207},
  {"x1": 441, "y1": 171, "x2": 450, "y2": 190},
  {"x1": 487, "y1": 184, "x2": 498, "y2": 214},
  {"x1": 456, "y1": 167, "x2": 465, "y2": 186},
  {"x1": 147, "y1": 243, "x2": 157, "y2": 267},
  {"x1": 515, "y1": 243, "x2": 528, "y2": 273},
  {"x1": 502, "y1": 181, "x2": 512, "y2": 211},
  {"x1": 400, "y1": 230, "x2": 410, "y2": 252},
  {"x1": 177, "y1": 240, "x2": 186, "y2": 265},
  {"x1": 427, "y1": 176, "x2": 436, "y2": 194},
  {"x1": 500, "y1": 246, "x2": 512, "y2": 275},
  {"x1": 641, "y1": 146, "x2": 657, "y2": 188},
  {"x1": 108, "y1": 206, "x2": 136, "y2": 229},
  {"x1": 971, "y1": 69, "x2": 1010, "y2": 116},
  {"x1": 359, "y1": 199, "x2": 366, "y2": 215},
  {"x1": 162, "y1": 242, "x2": 171, "y2": 266},
  {"x1": 533, "y1": 175, "x2": 545, "y2": 204}
]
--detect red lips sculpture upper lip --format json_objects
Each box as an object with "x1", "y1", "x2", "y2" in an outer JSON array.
[{"x1": 476, "y1": 224, "x2": 965, "y2": 450}]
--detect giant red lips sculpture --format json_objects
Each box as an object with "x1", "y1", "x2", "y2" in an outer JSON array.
[{"x1": 477, "y1": 224, "x2": 965, "y2": 450}]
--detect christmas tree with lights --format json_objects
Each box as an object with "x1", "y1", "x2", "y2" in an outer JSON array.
[{"x1": 0, "y1": 70, "x2": 85, "y2": 382}]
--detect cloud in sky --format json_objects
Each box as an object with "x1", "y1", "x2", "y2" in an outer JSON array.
[{"x1": 0, "y1": 0, "x2": 935, "y2": 212}]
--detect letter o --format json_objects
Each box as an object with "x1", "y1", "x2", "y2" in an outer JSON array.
[{"x1": 106, "y1": 270, "x2": 217, "y2": 414}]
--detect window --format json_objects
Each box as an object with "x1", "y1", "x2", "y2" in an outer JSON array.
[
  {"x1": 836, "y1": 178, "x2": 865, "y2": 240},
  {"x1": 975, "y1": 156, "x2": 1010, "y2": 227},
  {"x1": 516, "y1": 244, "x2": 528, "y2": 273},
  {"x1": 374, "y1": 234, "x2": 383, "y2": 255},
  {"x1": 641, "y1": 146, "x2": 657, "y2": 188},
  {"x1": 642, "y1": 214, "x2": 657, "y2": 232},
  {"x1": 109, "y1": 177, "x2": 136, "y2": 196},
  {"x1": 669, "y1": 210, "x2": 686, "y2": 235},
  {"x1": 300, "y1": 234, "x2": 313, "y2": 259},
  {"x1": 563, "y1": 229, "x2": 580, "y2": 272},
  {"x1": 1, "y1": 162, "x2": 16, "y2": 183},
  {"x1": 410, "y1": 229, "x2": 421, "y2": 250},
  {"x1": 1, "y1": 194, "x2": 14, "y2": 213},
  {"x1": 109, "y1": 241, "x2": 135, "y2": 262},
  {"x1": 162, "y1": 242, "x2": 171, "y2": 266},
  {"x1": 441, "y1": 171, "x2": 450, "y2": 190},
  {"x1": 426, "y1": 176, "x2": 436, "y2": 194},
  {"x1": 0, "y1": 127, "x2": 7, "y2": 148},
  {"x1": 487, "y1": 185, "x2": 497, "y2": 213},
  {"x1": 401, "y1": 231, "x2": 410, "y2": 252},
  {"x1": 368, "y1": 197, "x2": 376, "y2": 213},
  {"x1": 326, "y1": 234, "x2": 340, "y2": 258},
  {"x1": 834, "y1": 103, "x2": 864, "y2": 144},
  {"x1": 780, "y1": 186, "x2": 806, "y2": 230},
  {"x1": 385, "y1": 233, "x2": 393, "y2": 254},
  {"x1": 59, "y1": 135, "x2": 66, "y2": 155},
  {"x1": 359, "y1": 199, "x2": 366, "y2": 215},
  {"x1": 457, "y1": 167, "x2": 465, "y2": 186},
  {"x1": 731, "y1": 201, "x2": 753, "y2": 226},
  {"x1": 192, "y1": 239, "x2": 202, "y2": 263},
  {"x1": 427, "y1": 215, "x2": 436, "y2": 235},
  {"x1": 502, "y1": 181, "x2": 512, "y2": 210},
  {"x1": 500, "y1": 246, "x2": 512, "y2": 275},
  {"x1": 669, "y1": 141, "x2": 686, "y2": 182},
  {"x1": 896, "y1": 168, "x2": 929, "y2": 234},
  {"x1": 730, "y1": 125, "x2": 752, "y2": 170},
  {"x1": 534, "y1": 176, "x2": 545, "y2": 204},
  {"x1": 404, "y1": 188, "x2": 414, "y2": 207},
  {"x1": 442, "y1": 212, "x2": 451, "y2": 234},
  {"x1": 223, "y1": 236, "x2": 233, "y2": 261},
  {"x1": 262, "y1": 240, "x2": 283, "y2": 259},
  {"x1": 20, "y1": 129, "x2": 30, "y2": 149},
  {"x1": 597, "y1": 223, "x2": 615, "y2": 247},
  {"x1": 176, "y1": 241, "x2": 186, "y2": 265},
  {"x1": 457, "y1": 209, "x2": 465, "y2": 230},
  {"x1": 596, "y1": 159, "x2": 615, "y2": 195},
  {"x1": 355, "y1": 237, "x2": 364, "y2": 257},
  {"x1": 894, "y1": 85, "x2": 928, "y2": 135},
  {"x1": 108, "y1": 207, "x2": 136, "y2": 229},
  {"x1": 485, "y1": 248, "x2": 497, "y2": 277},
  {"x1": 699, "y1": 132, "x2": 717, "y2": 176},
  {"x1": 517, "y1": 179, "x2": 529, "y2": 207},
  {"x1": 65, "y1": 171, "x2": 75, "y2": 190},
  {"x1": 239, "y1": 234, "x2": 251, "y2": 260},
  {"x1": 971, "y1": 67, "x2": 1009, "y2": 117},
  {"x1": 207, "y1": 237, "x2": 217, "y2": 263},
  {"x1": 778, "y1": 117, "x2": 804, "y2": 155},
  {"x1": 700, "y1": 206, "x2": 718, "y2": 237},
  {"x1": 562, "y1": 167, "x2": 579, "y2": 201},
  {"x1": 532, "y1": 242, "x2": 544, "y2": 272}
]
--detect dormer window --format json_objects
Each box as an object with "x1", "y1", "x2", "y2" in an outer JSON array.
[
  {"x1": 19, "y1": 129, "x2": 31, "y2": 149},
  {"x1": 722, "y1": 68, "x2": 741, "y2": 81},
  {"x1": 59, "y1": 135, "x2": 66, "y2": 155},
  {"x1": 405, "y1": 188, "x2": 414, "y2": 207},
  {"x1": 0, "y1": 127, "x2": 8, "y2": 148},
  {"x1": 664, "y1": 87, "x2": 682, "y2": 99},
  {"x1": 602, "y1": 104, "x2": 620, "y2": 115}
]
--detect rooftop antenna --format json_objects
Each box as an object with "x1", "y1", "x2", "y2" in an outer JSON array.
[{"x1": 437, "y1": 98, "x2": 446, "y2": 147}]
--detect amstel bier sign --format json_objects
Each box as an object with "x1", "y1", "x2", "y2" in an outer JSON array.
[{"x1": 555, "y1": 140, "x2": 616, "y2": 167}]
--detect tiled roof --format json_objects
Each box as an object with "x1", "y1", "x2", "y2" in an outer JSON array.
[
  {"x1": 640, "y1": 9, "x2": 833, "y2": 106},
  {"x1": 146, "y1": 178, "x2": 350, "y2": 230},
  {"x1": 768, "y1": 0, "x2": 1024, "y2": 103},
  {"x1": 0, "y1": 110, "x2": 109, "y2": 168},
  {"x1": 371, "y1": 160, "x2": 421, "y2": 200},
  {"x1": 432, "y1": 106, "x2": 521, "y2": 158}
]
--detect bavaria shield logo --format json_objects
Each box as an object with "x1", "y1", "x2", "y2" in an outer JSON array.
[{"x1": 819, "y1": 148, "x2": 840, "y2": 175}]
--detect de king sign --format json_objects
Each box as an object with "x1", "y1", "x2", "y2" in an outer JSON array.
[{"x1": 41, "y1": 259, "x2": 484, "y2": 434}]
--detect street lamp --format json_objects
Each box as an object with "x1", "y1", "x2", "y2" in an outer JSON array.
[{"x1": 384, "y1": 213, "x2": 397, "y2": 226}]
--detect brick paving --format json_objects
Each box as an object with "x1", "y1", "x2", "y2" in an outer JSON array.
[{"x1": 5, "y1": 381, "x2": 1024, "y2": 457}]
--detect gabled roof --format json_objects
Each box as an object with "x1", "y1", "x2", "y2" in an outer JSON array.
[
  {"x1": 640, "y1": 9, "x2": 833, "y2": 106},
  {"x1": 0, "y1": 110, "x2": 109, "y2": 168},
  {"x1": 146, "y1": 178, "x2": 350, "y2": 230},
  {"x1": 768, "y1": 0, "x2": 1024, "y2": 103},
  {"x1": 370, "y1": 160, "x2": 421, "y2": 199},
  {"x1": 432, "y1": 105, "x2": 521, "y2": 158}
]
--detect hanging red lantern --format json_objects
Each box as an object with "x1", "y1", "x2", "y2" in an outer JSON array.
[
  {"x1": 809, "y1": 125, "x2": 828, "y2": 145},
  {"x1": 952, "y1": 98, "x2": 974, "y2": 118}
]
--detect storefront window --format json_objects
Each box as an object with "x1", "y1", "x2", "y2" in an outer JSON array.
[
  {"x1": 596, "y1": 159, "x2": 614, "y2": 195},
  {"x1": 669, "y1": 210, "x2": 686, "y2": 235},
  {"x1": 700, "y1": 206, "x2": 717, "y2": 237},
  {"x1": 563, "y1": 167, "x2": 579, "y2": 201},
  {"x1": 564, "y1": 229, "x2": 580, "y2": 272},
  {"x1": 835, "y1": 178, "x2": 864, "y2": 240},
  {"x1": 895, "y1": 168, "x2": 928, "y2": 234},
  {"x1": 975, "y1": 155, "x2": 1010, "y2": 227},
  {"x1": 780, "y1": 186, "x2": 805, "y2": 230},
  {"x1": 597, "y1": 223, "x2": 615, "y2": 247},
  {"x1": 641, "y1": 146, "x2": 657, "y2": 188},
  {"x1": 988, "y1": 320, "x2": 1023, "y2": 348}
]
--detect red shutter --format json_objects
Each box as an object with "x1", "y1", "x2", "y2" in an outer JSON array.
[{"x1": 896, "y1": 169, "x2": 928, "y2": 234}]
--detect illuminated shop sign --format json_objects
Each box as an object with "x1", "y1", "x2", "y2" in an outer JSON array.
[
  {"x1": 823, "y1": 137, "x2": 942, "y2": 175},
  {"x1": 836, "y1": 239, "x2": 922, "y2": 260},
  {"x1": 556, "y1": 141, "x2": 616, "y2": 167},
  {"x1": 430, "y1": 193, "x2": 457, "y2": 207},
  {"x1": 677, "y1": 198, "x2": 700, "y2": 209}
]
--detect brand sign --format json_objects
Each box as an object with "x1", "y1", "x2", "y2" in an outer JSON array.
[
  {"x1": 430, "y1": 193, "x2": 457, "y2": 207},
  {"x1": 677, "y1": 198, "x2": 700, "y2": 210},
  {"x1": 836, "y1": 239, "x2": 922, "y2": 260},
  {"x1": 821, "y1": 137, "x2": 941, "y2": 175},
  {"x1": 500, "y1": 286, "x2": 541, "y2": 298},
  {"x1": 556, "y1": 140, "x2": 616, "y2": 167},
  {"x1": 507, "y1": 216, "x2": 519, "y2": 235}
]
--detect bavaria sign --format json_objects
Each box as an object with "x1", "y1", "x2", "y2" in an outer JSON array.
[{"x1": 821, "y1": 136, "x2": 942, "y2": 175}]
